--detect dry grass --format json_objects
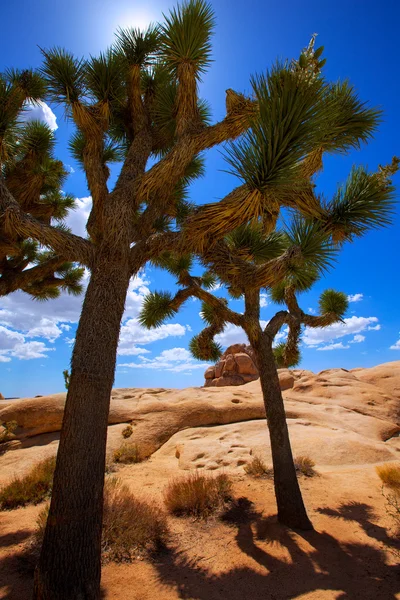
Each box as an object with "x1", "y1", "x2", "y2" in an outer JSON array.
[
  {"x1": 244, "y1": 456, "x2": 273, "y2": 478},
  {"x1": 376, "y1": 464, "x2": 400, "y2": 492},
  {"x1": 0, "y1": 456, "x2": 56, "y2": 510},
  {"x1": 35, "y1": 478, "x2": 168, "y2": 563},
  {"x1": 122, "y1": 424, "x2": 133, "y2": 439},
  {"x1": 294, "y1": 455, "x2": 316, "y2": 477},
  {"x1": 113, "y1": 443, "x2": 142, "y2": 464},
  {"x1": 164, "y1": 471, "x2": 232, "y2": 518}
]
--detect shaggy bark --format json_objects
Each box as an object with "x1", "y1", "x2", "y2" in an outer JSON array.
[
  {"x1": 33, "y1": 241, "x2": 132, "y2": 599},
  {"x1": 251, "y1": 331, "x2": 312, "y2": 530}
]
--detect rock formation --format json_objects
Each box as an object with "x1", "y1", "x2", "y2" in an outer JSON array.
[
  {"x1": 0, "y1": 392, "x2": 4, "y2": 400},
  {"x1": 204, "y1": 343, "x2": 259, "y2": 386},
  {"x1": 1, "y1": 361, "x2": 400, "y2": 484}
]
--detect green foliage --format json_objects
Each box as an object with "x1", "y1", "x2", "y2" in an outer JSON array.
[
  {"x1": 324, "y1": 164, "x2": 398, "y2": 243},
  {"x1": 225, "y1": 65, "x2": 325, "y2": 191},
  {"x1": 285, "y1": 218, "x2": 337, "y2": 284},
  {"x1": 225, "y1": 225, "x2": 286, "y2": 264},
  {"x1": 63, "y1": 369, "x2": 70, "y2": 390},
  {"x1": 115, "y1": 25, "x2": 160, "y2": 68},
  {"x1": 40, "y1": 47, "x2": 87, "y2": 105},
  {"x1": 273, "y1": 342, "x2": 301, "y2": 368},
  {"x1": 85, "y1": 49, "x2": 125, "y2": 104},
  {"x1": 319, "y1": 289, "x2": 348, "y2": 318},
  {"x1": 201, "y1": 271, "x2": 218, "y2": 289},
  {"x1": 161, "y1": 0, "x2": 215, "y2": 77},
  {"x1": 0, "y1": 456, "x2": 56, "y2": 510},
  {"x1": 199, "y1": 299, "x2": 228, "y2": 325},
  {"x1": 189, "y1": 334, "x2": 222, "y2": 361},
  {"x1": 138, "y1": 291, "x2": 177, "y2": 328},
  {"x1": 163, "y1": 471, "x2": 232, "y2": 517}
]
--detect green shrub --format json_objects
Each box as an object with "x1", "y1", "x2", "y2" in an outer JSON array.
[
  {"x1": 0, "y1": 456, "x2": 56, "y2": 510},
  {"x1": 113, "y1": 443, "x2": 142, "y2": 464},
  {"x1": 36, "y1": 478, "x2": 168, "y2": 562},
  {"x1": 244, "y1": 456, "x2": 273, "y2": 478},
  {"x1": 122, "y1": 424, "x2": 133, "y2": 439},
  {"x1": 164, "y1": 471, "x2": 232, "y2": 518},
  {"x1": 294, "y1": 455, "x2": 316, "y2": 477}
]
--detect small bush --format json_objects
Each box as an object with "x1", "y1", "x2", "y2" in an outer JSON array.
[
  {"x1": 294, "y1": 455, "x2": 316, "y2": 477},
  {"x1": 35, "y1": 478, "x2": 168, "y2": 563},
  {"x1": 244, "y1": 456, "x2": 273, "y2": 478},
  {"x1": 0, "y1": 456, "x2": 56, "y2": 510},
  {"x1": 0, "y1": 420, "x2": 18, "y2": 444},
  {"x1": 122, "y1": 424, "x2": 133, "y2": 439},
  {"x1": 164, "y1": 471, "x2": 232, "y2": 518},
  {"x1": 113, "y1": 443, "x2": 142, "y2": 464},
  {"x1": 376, "y1": 464, "x2": 400, "y2": 492}
]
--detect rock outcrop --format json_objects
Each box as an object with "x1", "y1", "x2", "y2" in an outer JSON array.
[
  {"x1": 0, "y1": 393, "x2": 4, "y2": 400},
  {"x1": 204, "y1": 343, "x2": 259, "y2": 386},
  {"x1": 1, "y1": 361, "x2": 400, "y2": 484}
]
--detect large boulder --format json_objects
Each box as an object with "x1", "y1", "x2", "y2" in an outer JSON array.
[
  {"x1": 204, "y1": 344, "x2": 259, "y2": 387},
  {"x1": 0, "y1": 392, "x2": 4, "y2": 400}
]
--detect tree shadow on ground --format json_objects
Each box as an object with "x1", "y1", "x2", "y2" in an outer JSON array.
[
  {"x1": 316, "y1": 500, "x2": 400, "y2": 550},
  {"x1": 153, "y1": 497, "x2": 400, "y2": 600}
]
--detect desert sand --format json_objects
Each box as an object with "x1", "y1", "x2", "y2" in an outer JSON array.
[{"x1": 0, "y1": 361, "x2": 399, "y2": 599}]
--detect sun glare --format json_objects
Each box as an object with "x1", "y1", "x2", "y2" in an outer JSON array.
[{"x1": 114, "y1": 9, "x2": 156, "y2": 32}]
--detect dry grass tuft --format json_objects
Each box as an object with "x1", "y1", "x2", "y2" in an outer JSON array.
[
  {"x1": 164, "y1": 471, "x2": 232, "y2": 518},
  {"x1": 294, "y1": 455, "x2": 316, "y2": 477},
  {"x1": 35, "y1": 478, "x2": 168, "y2": 563},
  {"x1": 244, "y1": 456, "x2": 273, "y2": 478},
  {"x1": 376, "y1": 464, "x2": 400, "y2": 492},
  {"x1": 113, "y1": 443, "x2": 142, "y2": 464},
  {"x1": 122, "y1": 424, "x2": 133, "y2": 439},
  {"x1": 0, "y1": 456, "x2": 56, "y2": 510}
]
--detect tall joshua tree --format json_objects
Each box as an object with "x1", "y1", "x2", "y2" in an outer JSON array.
[
  {"x1": 0, "y1": 1, "x2": 396, "y2": 597},
  {"x1": 0, "y1": 71, "x2": 83, "y2": 298}
]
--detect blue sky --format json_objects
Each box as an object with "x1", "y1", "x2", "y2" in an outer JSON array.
[{"x1": 1, "y1": 0, "x2": 399, "y2": 397}]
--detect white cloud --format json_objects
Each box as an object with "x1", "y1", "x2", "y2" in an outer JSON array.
[
  {"x1": 22, "y1": 101, "x2": 58, "y2": 130},
  {"x1": 12, "y1": 341, "x2": 53, "y2": 360},
  {"x1": 308, "y1": 308, "x2": 316, "y2": 314},
  {"x1": 303, "y1": 316, "x2": 379, "y2": 347},
  {"x1": 118, "y1": 319, "x2": 187, "y2": 354},
  {"x1": 119, "y1": 347, "x2": 210, "y2": 373},
  {"x1": 215, "y1": 324, "x2": 248, "y2": 347},
  {"x1": 351, "y1": 334, "x2": 365, "y2": 344},
  {"x1": 65, "y1": 196, "x2": 91, "y2": 238},
  {"x1": 117, "y1": 346, "x2": 151, "y2": 357},
  {"x1": 260, "y1": 293, "x2": 269, "y2": 308},
  {"x1": 347, "y1": 293, "x2": 363, "y2": 303},
  {"x1": 0, "y1": 325, "x2": 52, "y2": 361},
  {"x1": 60, "y1": 324, "x2": 71, "y2": 331},
  {"x1": 65, "y1": 165, "x2": 75, "y2": 174},
  {"x1": 390, "y1": 339, "x2": 400, "y2": 350},
  {"x1": 368, "y1": 324, "x2": 381, "y2": 331},
  {"x1": 317, "y1": 342, "x2": 350, "y2": 351},
  {"x1": 64, "y1": 337, "x2": 75, "y2": 346}
]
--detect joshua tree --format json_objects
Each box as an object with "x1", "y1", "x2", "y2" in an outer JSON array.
[
  {"x1": 139, "y1": 219, "x2": 351, "y2": 529},
  {"x1": 0, "y1": 1, "x2": 396, "y2": 597},
  {"x1": 0, "y1": 72, "x2": 84, "y2": 298}
]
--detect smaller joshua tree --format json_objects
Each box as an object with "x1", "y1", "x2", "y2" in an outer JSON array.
[
  {"x1": 0, "y1": 70, "x2": 84, "y2": 299},
  {"x1": 139, "y1": 219, "x2": 350, "y2": 529}
]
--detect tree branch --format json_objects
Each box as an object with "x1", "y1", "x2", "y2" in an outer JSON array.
[
  {"x1": 0, "y1": 256, "x2": 65, "y2": 295},
  {"x1": 0, "y1": 178, "x2": 94, "y2": 266}
]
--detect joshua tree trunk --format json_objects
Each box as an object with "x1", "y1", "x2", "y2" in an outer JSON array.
[
  {"x1": 33, "y1": 243, "x2": 132, "y2": 600},
  {"x1": 251, "y1": 332, "x2": 312, "y2": 530}
]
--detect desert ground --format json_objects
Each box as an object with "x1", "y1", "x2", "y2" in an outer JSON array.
[{"x1": 0, "y1": 361, "x2": 399, "y2": 599}]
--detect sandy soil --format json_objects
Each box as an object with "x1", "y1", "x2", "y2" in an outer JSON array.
[{"x1": 0, "y1": 460, "x2": 399, "y2": 600}]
